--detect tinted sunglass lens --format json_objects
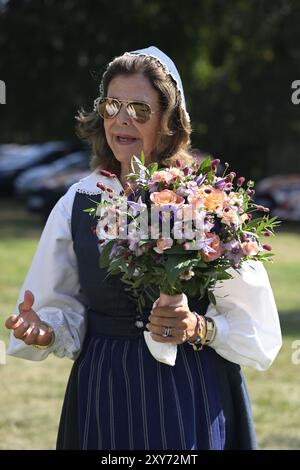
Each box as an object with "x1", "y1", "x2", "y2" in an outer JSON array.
[
  {"x1": 97, "y1": 99, "x2": 151, "y2": 122},
  {"x1": 98, "y1": 99, "x2": 120, "y2": 119},
  {"x1": 129, "y1": 102, "x2": 151, "y2": 123}
]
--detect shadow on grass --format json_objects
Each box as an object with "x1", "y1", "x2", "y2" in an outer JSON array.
[{"x1": 279, "y1": 310, "x2": 300, "y2": 336}]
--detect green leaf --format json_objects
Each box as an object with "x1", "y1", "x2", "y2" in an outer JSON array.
[
  {"x1": 99, "y1": 240, "x2": 115, "y2": 268},
  {"x1": 164, "y1": 244, "x2": 186, "y2": 255},
  {"x1": 199, "y1": 157, "x2": 212, "y2": 173},
  {"x1": 83, "y1": 207, "x2": 96, "y2": 214},
  {"x1": 148, "y1": 162, "x2": 158, "y2": 176},
  {"x1": 165, "y1": 256, "x2": 198, "y2": 285}
]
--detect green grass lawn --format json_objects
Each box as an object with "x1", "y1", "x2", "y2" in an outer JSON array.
[
  {"x1": 0, "y1": 199, "x2": 299, "y2": 449},
  {"x1": 243, "y1": 229, "x2": 300, "y2": 450}
]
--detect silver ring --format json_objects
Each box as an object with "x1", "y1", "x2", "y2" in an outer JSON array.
[{"x1": 162, "y1": 326, "x2": 172, "y2": 337}]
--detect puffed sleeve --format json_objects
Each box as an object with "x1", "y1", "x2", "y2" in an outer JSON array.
[
  {"x1": 7, "y1": 184, "x2": 87, "y2": 361},
  {"x1": 205, "y1": 260, "x2": 282, "y2": 371}
]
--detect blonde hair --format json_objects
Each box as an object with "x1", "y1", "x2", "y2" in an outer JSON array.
[{"x1": 76, "y1": 53, "x2": 194, "y2": 175}]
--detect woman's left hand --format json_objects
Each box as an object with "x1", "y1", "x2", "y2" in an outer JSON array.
[{"x1": 147, "y1": 305, "x2": 198, "y2": 344}]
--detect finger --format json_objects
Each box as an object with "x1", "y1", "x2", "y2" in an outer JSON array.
[
  {"x1": 148, "y1": 315, "x2": 179, "y2": 328},
  {"x1": 11, "y1": 316, "x2": 27, "y2": 330},
  {"x1": 151, "y1": 306, "x2": 187, "y2": 318},
  {"x1": 5, "y1": 314, "x2": 19, "y2": 330},
  {"x1": 147, "y1": 323, "x2": 179, "y2": 337},
  {"x1": 13, "y1": 320, "x2": 32, "y2": 340},
  {"x1": 149, "y1": 333, "x2": 179, "y2": 344},
  {"x1": 9, "y1": 315, "x2": 28, "y2": 330},
  {"x1": 19, "y1": 289, "x2": 35, "y2": 314},
  {"x1": 23, "y1": 326, "x2": 40, "y2": 346},
  {"x1": 36, "y1": 328, "x2": 54, "y2": 347}
]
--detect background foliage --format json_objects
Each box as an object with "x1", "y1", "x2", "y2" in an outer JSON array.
[{"x1": 0, "y1": 0, "x2": 299, "y2": 178}]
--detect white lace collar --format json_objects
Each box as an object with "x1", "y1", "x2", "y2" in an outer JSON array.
[{"x1": 75, "y1": 169, "x2": 124, "y2": 196}]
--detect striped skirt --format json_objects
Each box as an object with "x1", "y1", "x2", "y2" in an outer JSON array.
[{"x1": 57, "y1": 334, "x2": 256, "y2": 450}]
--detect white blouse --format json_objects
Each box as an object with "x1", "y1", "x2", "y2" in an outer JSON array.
[{"x1": 7, "y1": 170, "x2": 282, "y2": 370}]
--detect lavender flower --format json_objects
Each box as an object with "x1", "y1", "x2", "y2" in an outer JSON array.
[
  {"x1": 196, "y1": 174, "x2": 206, "y2": 185},
  {"x1": 127, "y1": 196, "x2": 147, "y2": 216},
  {"x1": 214, "y1": 178, "x2": 227, "y2": 190},
  {"x1": 223, "y1": 240, "x2": 244, "y2": 265}
]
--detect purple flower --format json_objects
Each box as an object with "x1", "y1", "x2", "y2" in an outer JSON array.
[
  {"x1": 214, "y1": 178, "x2": 227, "y2": 190},
  {"x1": 109, "y1": 242, "x2": 121, "y2": 259},
  {"x1": 211, "y1": 219, "x2": 221, "y2": 234},
  {"x1": 196, "y1": 174, "x2": 206, "y2": 185},
  {"x1": 127, "y1": 189, "x2": 140, "y2": 202},
  {"x1": 127, "y1": 196, "x2": 147, "y2": 216},
  {"x1": 197, "y1": 237, "x2": 215, "y2": 253},
  {"x1": 223, "y1": 240, "x2": 244, "y2": 265}
]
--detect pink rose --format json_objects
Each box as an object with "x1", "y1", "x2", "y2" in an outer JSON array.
[
  {"x1": 221, "y1": 208, "x2": 240, "y2": 226},
  {"x1": 153, "y1": 238, "x2": 174, "y2": 254},
  {"x1": 151, "y1": 170, "x2": 174, "y2": 184},
  {"x1": 241, "y1": 240, "x2": 259, "y2": 256},
  {"x1": 167, "y1": 168, "x2": 183, "y2": 179}
]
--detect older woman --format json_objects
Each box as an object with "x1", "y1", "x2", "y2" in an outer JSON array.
[{"x1": 5, "y1": 46, "x2": 282, "y2": 450}]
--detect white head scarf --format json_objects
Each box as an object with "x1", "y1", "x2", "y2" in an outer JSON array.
[{"x1": 94, "y1": 45, "x2": 190, "y2": 122}]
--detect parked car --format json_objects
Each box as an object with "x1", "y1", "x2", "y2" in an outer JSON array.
[
  {"x1": 0, "y1": 144, "x2": 24, "y2": 160},
  {"x1": 14, "y1": 150, "x2": 90, "y2": 198},
  {"x1": 26, "y1": 168, "x2": 91, "y2": 219},
  {"x1": 0, "y1": 141, "x2": 80, "y2": 194},
  {"x1": 255, "y1": 174, "x2": 300, "y2": 221}
]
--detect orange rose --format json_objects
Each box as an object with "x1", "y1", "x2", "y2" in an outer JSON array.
[
  {"x1": 150, "y1": 189, "x2": 184, "y2": 207},
  {"x1": 203, "y1": 189, "x2": 226, "y2": 212},
  {"x1": 201, "y1": 233, "x2": 224, "y2": 262}
]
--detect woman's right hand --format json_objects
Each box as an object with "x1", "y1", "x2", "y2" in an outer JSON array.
[{"x1": 5, "y1": 290, "x2": 54, "y2": 347}]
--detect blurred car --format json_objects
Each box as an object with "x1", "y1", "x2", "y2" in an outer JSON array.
[
  {"x1": 0, "y1": 144, "x2": 24, "y2": 160},
  {"x1": 14, "y1": 150, "x2": 90, "y2": 198},
  {"x1": 255, "y1": 174, "x2": 300, "y2": 221},
  {"x1": 25, "y1": 167, "x2": 91, "y2": 219},
  {"x1": 0, "y1": 141, "x2": 80, "y2": 194}
]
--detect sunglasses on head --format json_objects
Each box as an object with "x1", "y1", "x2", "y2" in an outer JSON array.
[{"x1": 96, "y1": 97, "x2": 156, "y2": 124}]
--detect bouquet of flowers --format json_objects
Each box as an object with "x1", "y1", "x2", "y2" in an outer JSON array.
[{"x1": 86, "y1": 154, "x2": 279, "y2": 365}]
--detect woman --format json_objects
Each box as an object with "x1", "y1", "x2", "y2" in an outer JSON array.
[{"x1": 5, "y1": 46, "x2": 282, "y2": 450}]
